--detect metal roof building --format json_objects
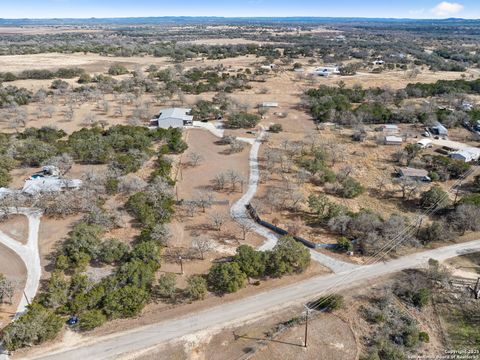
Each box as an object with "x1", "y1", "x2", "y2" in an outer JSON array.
[
  {"x1": 450, "y1": 147, "x2": 480, "y2": 163},
  {"x1": 22, "y1": 177, "x2": 82, "y2": 195},
  {"x1": 398, "y1": 167, "x2": 431, "y2": 181},
  {"x1": 153, "y1": 108, "x2": 193, "y2": 129}
]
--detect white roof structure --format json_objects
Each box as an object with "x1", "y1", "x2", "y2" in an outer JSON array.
[
  {"x1": 261, "y1": 102, "x2": 279, "y2": 108},
  {"x1": 313, "y1": 66, "x2": 340, "y2": 77},
  {"x1": 22, "y1": 177, "x2": 82, "y2": 195},
  {"x1": 154, "y1": 108, "x2": 193, "y2": 129},
  {"x1": 385, "y1": 136, "x2": 403, "y2": 144},
  {"x1": 450, "y1": 147, "x2": 480, "y2": 163},
  {"x1": 417, "y1": 139, "x2": 433, "y2": 148}
]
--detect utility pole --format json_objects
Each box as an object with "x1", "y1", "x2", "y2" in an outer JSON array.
[
  {"x1": 416, "y1": 215, "x2": 424, "y2": 237},
  {"x1": 179, "y1": 256, "x2": 184, "y2": 275},
  {"x1": 23, "y1": 290, "x2": 30, "y2": 306},
  {"x1": 304, "y1": 305, "x2": 310, "y2": 348},
  {"x1": 453, "y1": 186, "x2": 460, "y2": 206}
]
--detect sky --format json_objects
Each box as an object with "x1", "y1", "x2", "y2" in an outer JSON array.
[{"x1": 0, "y1": 0, "x2": 479, "y2": 19}]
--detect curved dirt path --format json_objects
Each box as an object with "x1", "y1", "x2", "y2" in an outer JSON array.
[
  {"x1": 0, "y1": 208, "x2": 42, "y2": 317},
  {"x1": 188, "y1": 122, "x2": 355, "y2": 272}
]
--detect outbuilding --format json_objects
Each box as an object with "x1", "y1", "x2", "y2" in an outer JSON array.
[
  {"x1": 449, "y1": 147, "x2": 480, "y2": 163},
  {"x1": 313, "y1": 66, "x2": 340, "y2": 77},
  {"x1": 397, "y1": 167, "x2": 431, "y2": 182},
  {"x1": 417, "y1": 139, "x2": 433, "y2": 149},
  {"x1": 429, "y1": 122, "x2": 448, "y2": 137},
  {"x1": 152, "y1": 108, "x2": 193, "y2": 129},
  {"x1": 384, "y1": 136, "x2": 403, "y2": 145},
  {"x1": 260, "y1": 102, "x2": 279, "y2": 108}
]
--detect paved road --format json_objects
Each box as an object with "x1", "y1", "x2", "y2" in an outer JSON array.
[
  {"x1": 27, "y1": 239, "x2": 480, "y2": 360},
  {"x1": 0, "y1": 208, "x2": 42, "y2": 317}
]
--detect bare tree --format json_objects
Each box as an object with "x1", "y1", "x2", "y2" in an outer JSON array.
[
  {"x1": 0, "y1": 274, "x2": 15, "y2": 304},
  {"x1": 236, "y1": 219, "x2": 254, "y2": 242},
  {"x1": 82, "y1": 112, "x2": 97, "y2": 127},
  {"x1": 150, "y1": 223, "x2": 172, "y2": 246},
  {"x1": 226, "y1": 169, "x2": 245, "y2": 192},
  {"x1": 393, "y1": 177, "x2": 422, "y2": 200},
  {"x1": 118, "y1": 175, "x2": 147, "y2": 194},
  {"x1": 193, "y1": 190, "x2": 213, "y2": 212},
  {"x1": 209, "y1": 212, "x2": 227, "y2": 231},
  {"x1": 212, "y1": 172, "x2": 227, "y2": 191},
  {"x1": 188, "y1": 152, "x2": 204, "y2": 167},
  {"x1": 229, "y1": 140, "x2": 246, "y2": 154},
  {"x1": 184, "y1": 200, "x2": 198, "y2": 217},
  {"x1": 192, "y1": 236, "x2": 214, "y2": 260},
  {"x1": 45, "y1": 105, "x2": 56, "y2": 118},
  {"x1": 43, "y1": 153, "x2": 74, "y2": 175}
]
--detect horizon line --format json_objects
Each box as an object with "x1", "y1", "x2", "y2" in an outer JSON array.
[{"x1": 0, "y1": 15, "x2": 479, "y2": 21}]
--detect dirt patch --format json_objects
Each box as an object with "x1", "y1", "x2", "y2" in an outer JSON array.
[
  {"x1": 0, "y1": 214, "x2": 29, "y2": 244},
  {"x1": 38, "y1": 214, "x2": 81, "y2": 275},
  {"x1": 0, "y1": 244, "x2": 26, "y2": 328},
  {"x1": 252, "y1": 314, "x2": 357, "y2": 360}
]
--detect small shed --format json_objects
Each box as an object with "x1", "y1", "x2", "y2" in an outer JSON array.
[
  {"x1": 381, "y1": 124, "x2": 399, "y2": 134},
  {"x1": 397, "y1": 167, "x2": 431, "y2": 182},
  {"x1": 384, "y1": 136, "x2": 403, "y2": 145},
  {"x1": 430, "y1": 122, "x2": 448, "y2": 136}
]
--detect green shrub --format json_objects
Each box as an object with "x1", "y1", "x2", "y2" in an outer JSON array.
[
  {"x1": 208, "y1": 262, "x2": 247, "y2": 294},
  {"x1": 268, "y1": 123, "x2": 283, "y2": 133},
  {"x1": 103, "y1": 285, "x2": 149, "y2": 318},
  {"x1": 108, "y1": 64, "x2": 129, "y2": 76},
  {"x1": 419, "y1": 331, "x2": 430, "y2": 343},
  {"x1": 226, "y1": 112, "x2": 261, "y2": 129},
  {"x1": 1, "y1": 303, "x2": 63, "y2": 351},
  {"x1": 79, "y1": 309, "x2": 107, "y2": 331},
  {"x1": 186, "y1": 275, "x2": 208, "y2": 300}
]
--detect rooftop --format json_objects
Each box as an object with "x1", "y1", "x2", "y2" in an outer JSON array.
[
  {"x1": 158, "y1": 108, "x2": 193, "y2": 121},
  {"x1": 399, "y1": 167, "x2": 429, "y2": 178}
]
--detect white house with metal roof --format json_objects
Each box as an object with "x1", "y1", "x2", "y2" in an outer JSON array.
[
  {"x1": 152, "y1": 108, "x2": 193, "y2": 129},
  {"x1": 449, "y1": 147, "x2": 480, "y2": 163},
  {"x1": 313, "y1": 66, "x2": 340, "y2": 77},
  {"x1": 22, "y1": 177, "x2": 82, "y2": 195}
]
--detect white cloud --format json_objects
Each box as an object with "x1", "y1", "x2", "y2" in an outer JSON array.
[{"x1": 431, "y1": 1, "x2": 464, "y2": 17}]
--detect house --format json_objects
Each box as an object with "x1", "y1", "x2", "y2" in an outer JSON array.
[
  {"x1": 429, "y1": 122, "x2": 448, "y2": 137},
  {"x1": 152, "y1": 108, "x2": 193, "y2": 129},
  {"x1": 313, "y1": 66, "x2": 340, "y2": 77},
  {"x1": 22, "y1": 177, "x2": 82, "y2": 195},
  {"x1": 260, "y1": 102, "x2": 279, "y2": 108},
  {"x1": 384, "y1": 136, "x2": 403, "y2": 145},
  {"x1": 397, "y1": 167, "x2": 431, "y2": 182},
  {"x1": 417, "y1": 139, "x2": 433, "y2": 149},
  {"x1": 449, "y1": 147, "x2": 480, "y2": 163}
]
